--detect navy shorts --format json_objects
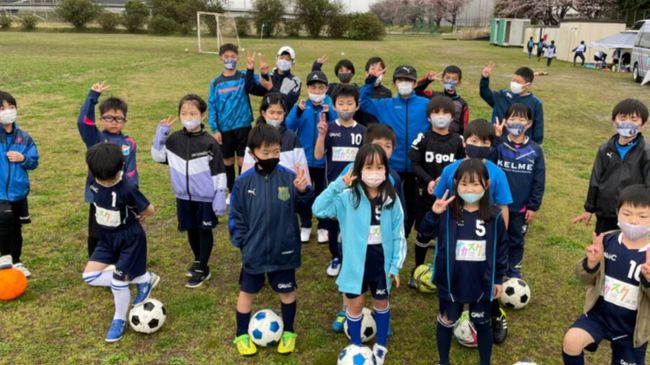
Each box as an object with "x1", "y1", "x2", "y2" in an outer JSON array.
[
  {"x1": 90, "y1": 223, "x2": 147, "y2": 280},
  {"x1": 439, "y1": 298, "x2": 492, "y2": 325},
  {"x1": 571, "y1": 314, "x2": 647, "y2": 364},
  {"x1": 221, "y1": 126, "x2": 251, "y2": 159},
  {"x1": 176, "y1": 198, "x2": 217, "y2": 231},
  {"x1": 239, "y1": 269, "x2": 297, "y2": 294},
  {"x1": 345, "y1": 245, "x2": 388, "y2": 300}
]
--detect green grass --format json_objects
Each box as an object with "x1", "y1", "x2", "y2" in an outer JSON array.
[{"x1": 1, "y1": 32, "x2": 650, "y2": 365}]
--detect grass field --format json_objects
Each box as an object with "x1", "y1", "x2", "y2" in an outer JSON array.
[{"x1": 1, "y1": 32, "x2": 650, "y2": 365}]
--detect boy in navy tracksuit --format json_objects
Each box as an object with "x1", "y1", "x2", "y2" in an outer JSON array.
[
  {"x1": 490, "y1": 103, "x2": 545, "y2": 278},
  {"x1": 314, "y1": 84, "x2": 366, "y2": 277},
  {"x1": 480, "y1": 64, "x2": 544, "y2": 144},
  {"x1": 229, "y1": 124, "x2": 313, "y2": 356},
  {"x1": 77, "y1": 81, "x2": 138, "y2": 258},
  {"x1": 0, "y1": 91, "x2": 39, "y2": 277},
  {"x1": 286, "y1": 71, "x2": 338, "y2": 243}
]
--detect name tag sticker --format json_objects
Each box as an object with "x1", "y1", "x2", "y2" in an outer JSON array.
[
  {"x1": 95, "y1": 205, "x2": 121, "y2": 227},
  {"x1": 332, "y1": 147, "x2": 359, "y2": 162},
  {"x1": 368, "y1": 225, "x2": 382, "y2": 245},
  {"x1": 601, "y1": 275, "x2": 639, "y2": 311},
  {"x1": 456, "y1": 240, "x2": 486, "y2": 262}
]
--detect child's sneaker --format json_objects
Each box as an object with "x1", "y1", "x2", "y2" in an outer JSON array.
[
  {"x1": 233, "y1": 334, "x2": 257, "y2": 356},
  {"x1": 300, "y1": 227, "x2": 311, "y2": 243},
  {"x1": 331, "y1": 310, "x2": 346, "y2": 333},
  {"x1": 277, "y1": 331, "x2": 297, "y2": 354},
  {"x1": 186, "y1": 268, "x2": 211, "y2": 288},
  {"x1": 13, "y1": 263, "x2": 31, "y2": 279},
  {"x1": 492, "y1": 307, "x2": 508, "y2": 344},
  {"x1": 0, "y1": 255, "x2": 12, "y2": 270},
  {"x1": 408, "y1": 276, "x2": 417, "y2": 289},
  {"x1": 186, "y1": 261, "x2": 200, "y2": 278},
  {"x1": 133, "y1": 272, "x2": 160, "y2": 306},
  {"x1": 326, "y1": 258, "x2": 341, "y2": 277},
  {"x1": 105, "y1": 319, "x2": 126, "y2": 342},
  {"x1": 372, "y1": 343, "x2": 387, "y2": 365},
  {"x1": 317, "y1": 229, "x2": 328, "y2": 243}
]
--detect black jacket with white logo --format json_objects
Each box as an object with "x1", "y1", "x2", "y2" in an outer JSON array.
[{"x1": 409, "y1": 130, "x2": 465, "y2": 199}]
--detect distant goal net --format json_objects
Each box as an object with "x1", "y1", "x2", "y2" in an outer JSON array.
[{"x1": 196, "y1": 12, "x2": 240, "y2": 54}]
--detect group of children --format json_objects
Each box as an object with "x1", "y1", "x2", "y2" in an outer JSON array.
[{"x1": 2, "y1": 41, "x2": 650, "y2": 364}]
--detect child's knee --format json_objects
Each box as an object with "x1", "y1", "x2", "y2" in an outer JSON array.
[
  {"x1": 279, "y1": 291, "x2": 296, "y2": 303},
  {"x1": 563, "y1": 329, "x2": 588, "y2": 355},
  {"x1": 372, "y1": 299, "x2": 389, "y2": 311},
  {"x1": 437, "y1": 313, "x2": 456, "y2": 328}
]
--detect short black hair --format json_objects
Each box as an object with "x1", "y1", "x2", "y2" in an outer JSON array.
[
  {"x1": 331, "y1": 84, "x2": 359, "y2": 105},
  {"x1": 247, "y1": 123, "x2": 281, "y2": 150},
  {"x1": 86, "y1": 143, "x2": 124, "y2": 181},
  {"x1": 99, "y1": 97, "x2": 128, "y2": 117},
  {"x1": 612, "y1": 98, "x2": 649, "y2": 124},
  {"x1": 464, "y1": 119, "x2": 496, "y2": 143},
  {"x1": 219, "y1": 43, "x2": 238, "y2": 56},
  {"x1": 0, "y1": 91, "x2": 17, "y2": 108},
  {"x1": 514, "y1": 66, "x2": 535, "y2": 83},
  {"x1": 505, "y1": 103, "x2": 532, "y2": 121},
  {"x1": 618, "y1": 184, "x2": 650, "y2": 210},
  {"x1": 334, "y1": 59, "x2": 355, "y2": 75},
  {"x1": 365, "y1": 56, "x2": 386, "y2": 72},
  {"x1": 443, "y1": 65, "x2": 462, "y2": 81},
  {"x1": 364, "y1": 123, "x2": 396, "y2": 146},
  {"x1": 178, "y1": 94, "x2": 207, "y2": 114},
  {"x1": 427, "y1": 95, "x2": 456, "y2": 115}
]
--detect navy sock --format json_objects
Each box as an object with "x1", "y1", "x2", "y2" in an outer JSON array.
[
  {"x1": 236, "y1": 311, "x2": 251, "y2": 337},
  {"x1": 346, "y1": 310, "x2": 363, "y2": 345},
  {"x1": 225, "y1": 165, "x2": 235, "y2": 192},
  {"x1": 436, "y1": 315, "x2": 454, "y2": 365},
  {"x1": 198, "y1": 229, "x2": 213, "y2": 272},
  {"x1": 281, "y1": 300, "x2": 297, "y2": 333},
  {"x1": 414, "y1": 240, "x2": 429, "y2": 267},
  {"x1": 374, "y1": 305, "x2": 390, "y2": 347},
  {"x1": 474, "y1": 320, "x2": 493, "y2": 365},
  {"x1": 562, "y1": 351, "x2": 584, "y2": 365}
]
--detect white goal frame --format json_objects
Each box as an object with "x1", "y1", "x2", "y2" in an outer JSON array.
[{"x1": 196, "y1": 11, "x2": 240, "y2": 55}]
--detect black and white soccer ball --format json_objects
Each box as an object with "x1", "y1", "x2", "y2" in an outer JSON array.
[
  {"x1": 248, "y1": 309, "x2": 284, "y2": 347},
  {"x1": 129, "y1": 298, "x2": 166, "y2": 334},
  {"x1": 344, "y1": 307, "x2": 377, "y2": 343},
  {"x1": 337, "y1": 344, "x2": 376, "y2": 365},
  {"x1": 500, "y1": 278, "x2": 531, "y2": 309}
]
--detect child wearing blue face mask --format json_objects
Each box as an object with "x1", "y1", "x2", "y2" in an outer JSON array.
[
  {"x1": 572, "y1": 99, "x2": 650, "y2": 235},
  {"x1": 415, "y1": 65, "x2": 470, "y2": 135},
  {"x1": 489, "y1": 103, "x2": 545, "y2": 279}
]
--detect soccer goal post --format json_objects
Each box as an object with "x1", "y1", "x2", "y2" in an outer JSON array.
[{"x1": 196, "y1": 11, "x2": 240, "y2": 55}]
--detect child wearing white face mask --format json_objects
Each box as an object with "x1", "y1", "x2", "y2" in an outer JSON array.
[
  {"x1": 151, "y1": 94, "x2": 227, "y2": 288},
  {"x1": 313, "y1": 144, "x2": 406, "y2": 365},
  {"x1": 256, "y1": 46, "x2": 302, "y2": 111},
  {"x1": 479, "y1": 63, "x2": 545, "y2": 144},
  {"x1": 0, "y1": 91, "x2": 39, "y2": 279}
]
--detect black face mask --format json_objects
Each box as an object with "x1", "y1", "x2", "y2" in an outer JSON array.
[
  {"x1": 337, "y1": 72, "x2": 354, "y2": 83},
  {"x1": 255, "y1": 157, "x2": 280, "y2": 174},
  {"x1": 465, "y1": 145, "x2": 492, "y2": 159}
]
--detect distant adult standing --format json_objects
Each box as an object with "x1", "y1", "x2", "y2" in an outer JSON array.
[
  {"x1": 572, "y1": 41, "x2": 586, "y2": 66},
  {"x1": 546, "y1": 40, "x2": 557, "y2": 67},
  {"x1": 526, "y1": 37, "x2": 535, "y2": 59}
]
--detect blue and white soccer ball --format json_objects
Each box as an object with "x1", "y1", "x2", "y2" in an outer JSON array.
[
  {"x1": 248, "y1": 309, "x2": 284, "y2": 347},
  {"x1": 344, "y1": 307, "x2": 377, "y2": 343},
  {"x1": 129, "y1": 298, "x2": 166, "y2": 334},
  {"x1": 337, "y1": 344, "x2": 376, "y2": 365}
]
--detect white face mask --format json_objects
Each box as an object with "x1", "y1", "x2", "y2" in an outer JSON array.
[
  {"x1": 308, "y1": 93, "x2": 325, "y2": 104},
  {"x1": 362, "y1": 171, "x2": 386, "y2": 188},
  {"x1": 429, "y1": 115, "x2": 452, "y2": 129},
  {"x1": 618, "y1": 222, "x2": 650, "y2": 241},
  {"x1": 182, "y1": 119, "x2": 201, "y2": 131},
  {"x1": 0, "y1": 109, "x2": 16, "y2": 125},
  {"x1": 510, "y1": 81, "x2": 525, "y2": 95},
  {"x1": 397, "y1": 82, "x2": 414, "y2": 96},
  {"x1": 277, "y1": 59, "x2": 292, "y2": 72},
  {"x1": 266, "y1": 119, "x2": 283, "y2": 128}
]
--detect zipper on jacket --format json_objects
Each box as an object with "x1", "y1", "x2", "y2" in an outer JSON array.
[
  {"x1": 186, "y1": 134, "x2": 192, "y2": 201},
  {"x1": 265, "y1": 172, "x2": 271, "y2": 266},
  {"x1": 404, "y1": 98, "x2": 409, "y2": 172},
  {"x1": 4, "y1": 134, "x2": 12, "y2": 199}
]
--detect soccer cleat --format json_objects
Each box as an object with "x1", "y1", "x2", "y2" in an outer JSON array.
[
  {"x1": 300, "y1": 227, "x2": 311, "y2": 243},
  {"x1": 331, "y1": 310, "x2": 346, "y2": 333},
  {"x1": 492, "y1": 307, "x2": 508, "y2": 344},
  {"x1": 105, "y1": 319, "x2": 126, "y2": 342},
  {"x1": 186, "y1": 261, "x2": 200, "y2": 278},
  {"x1": 277, "y1": 331, "x2": 297, "y2": 354},
  {"x1": 233, "y1": 334, "x2": 257, "y2": 356},
  {"x1": 317, "y1": 229, "x2": 328, "y2": 243},
  {"x1": 13, "y1": 263, "x2": 31, "y2": 279},
  {"x1": 373, "y1": 343, "x2": 388, "y2": 365},
  {"x1": 408, "y1": 276, "x2": 417, "y2": 289},
  {"x1": 186, "y1": 268, "x2": 211, "y2": 288},
  {"x1": 133, "y1": 272, "x2": 160, "y2": 306},
  {"x1": 0, "y1": 255, "x2": 12, "y2": 270},
  {"x1": 326, "y1": 258, "x2": 341, "y2": 277}
]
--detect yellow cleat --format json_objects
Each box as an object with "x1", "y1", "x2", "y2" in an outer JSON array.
[
  {"x1": 233, "y1": 334, "x2": 257, "y2": 356},
  {"x1": 277, "y1": 331, "x2": 297, "y2": 354}
]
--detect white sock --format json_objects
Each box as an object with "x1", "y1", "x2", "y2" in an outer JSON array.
[
  {"x1": 111, "y1": 279, "x2": 131, "y2": 320},
  {"x1": 130, "y1": 272, "x2": 151, "y2": 284},
  {"x1": 83, "y1": 271, "x2": 112, "y2": 287}
]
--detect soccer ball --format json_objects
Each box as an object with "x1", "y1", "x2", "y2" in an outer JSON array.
[
  {"x1": 500, "y1": 278, "x2": 531, "y2": 309},
  {"x1": 344, "y1": 307, "x2": 376, "y2": 343},
  {"x1": 513, "y1": 360, "x2": 539, "y2": 365},
  {"x1": 453, "y1": 311, "x2": 478, "y2": 348},
  {"x1": 413, "y1": 263, "x2": 436, "y2": 293},
  {"x1": 129, "y1": 298, "x2": 166, "y2": 334},
  {"x1": 248, "y1": 309, "x2": 284, "y2": 347},
  {"x1": 337, "y1": 344, "x2": 376, "y2": 365}
]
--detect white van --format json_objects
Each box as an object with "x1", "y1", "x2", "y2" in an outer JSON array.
[{"x1": 632, "y1": 20, "x2": 650, "y2": 82}]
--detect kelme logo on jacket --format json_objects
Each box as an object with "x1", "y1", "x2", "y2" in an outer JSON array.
[{"x1": 278, "y1": 186, "x2": 290, "y2": 201}]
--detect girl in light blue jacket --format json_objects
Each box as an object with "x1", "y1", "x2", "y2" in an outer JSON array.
[{"x1": 313, "y1": 144, "x2": 406, "y2": 365}]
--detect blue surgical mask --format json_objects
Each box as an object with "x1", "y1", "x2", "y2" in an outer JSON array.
[
  {"x1": 338, "y1": 111, "x2": 354, "y2": 121},
  {"x1": 617, "y1": 122, "x2": 640, "y2": 138},
  {"x1": 459, "y1": 191, "x2": 484, "y2": 204},
  {"x1": 507, "y1": 123, "x2": 527, "y2": 137},
  {"x1": 443, "y1": 80, "x2": 458, "y2": 91},
  {"x1": 224, "y1": 59, "x2": 237, "y2": 70}
]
